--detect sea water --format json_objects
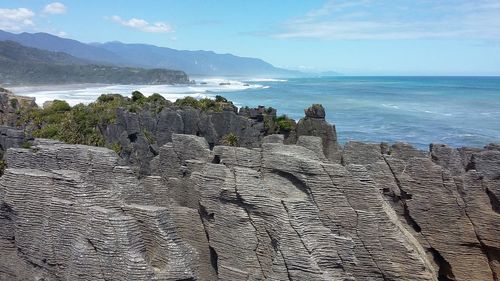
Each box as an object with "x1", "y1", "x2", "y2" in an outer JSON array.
[{"x1": 11, "y1": 76, "x2": 500, "y2": 149}]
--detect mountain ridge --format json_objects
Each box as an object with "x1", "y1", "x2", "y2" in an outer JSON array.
[
  {"x1": 0, "y1": 40, "x2": 189, "y2": 85},
  {"x1": 0, "y1": 30, "x2": 300, "y2": 77}
]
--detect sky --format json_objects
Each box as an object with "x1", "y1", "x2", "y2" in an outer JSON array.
[{"x1": 1, "y1": 0, "x2": 500, "y2": 75}]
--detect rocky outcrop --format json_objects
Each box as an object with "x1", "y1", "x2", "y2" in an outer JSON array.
[
  {"x1": 0, "y1": 88, "x2": 37, "y2": 127},
  {"x1": 1, "y1": 132, "x2": 499, "y2": 280},
  {"x1": 0, "y1": 92, "x2": 498, "y2": 280},
  {"x1": 104, "y1": 105, "x2": 276, "y2": 174},
  {"x1": 0, "y1": 126, "x2": 30, "y2": 151},
  {"x1": 296, "y1": 104, "x2": 342, "y2": 163}
]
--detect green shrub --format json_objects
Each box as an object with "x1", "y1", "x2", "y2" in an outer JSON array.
[
  {"x1": 97, "y1": 93, "x2": 125, "y2": 104},
  {"x1": 276, "y1": 115, "x2": 295, "y2": 132},
  {"x1": 174, "y1": 96, "x2": 234, "y2": 112},
  {"x1": 174, "y1": 96, "x2": 199, "y2": 108},
  {"x1": 311, "y1": 104, "x2": 323, "y2": 110},
  {"x1": 33, "y1": 124, "x2": 60, "y2": 138},
  {"x1": 48, "y1": 100, "x2": 71, "y2": 113},
  {"x1": 10, "y1": 99, "x2": 18, "y2": 109},
  {"x1": 108, "y1": 142, "x2": 122, "y2": 154},
  {"x1": 21, "y1": 141, "x2": 32, "y2": 149},
  {"x1": 146, "y1": 93, "x2": 167, "y2": 104},
  {"x1": 142, "y1": 129, "x2": 156, "y2": 144},
  {"x1": 0, "y1": 159, "x2": 6, "y2": 176},
  {"x1": 215, "y1": 95, "x2": 228, "y2": 103},
  {"x1": 222, "y1": 133, "x2": 239, "y2": 146},
  {"x1": 131, "y1": 91, "x2": 146, "y2": 103}
]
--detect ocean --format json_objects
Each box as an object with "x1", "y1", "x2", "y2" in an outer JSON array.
[{"x1": 11, "y1": 76, "x2": 500, "y2": 149}]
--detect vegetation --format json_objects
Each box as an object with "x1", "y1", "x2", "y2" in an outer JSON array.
[
  {"x1": 0, "y1": 159, "x2": 5, "y2": 176},
  {"x1": 174, "y1": 95, "x2": 234, "y2": 112},
  {"x1": 276, "y1": 115, "x2": 295, "y2": 132},
  {"x1": 15, "y1": 92, "x2": 238, "y2": 149},
  {"x1": 222, "y1": 133, "x2": 239, "y2": 146},
  {"x1": 215, "y1": 95, "x2": 228, "y2": 103},
  {"x1": 109, "y1": 142, "x2": 122, "y2": 154},
  {"x1": 10, "y1": 99, "x2": 18, "y2": 109},
  {"x1": 311, "y1": 104, "x2": 323, "y2": 110},
  {"x1": 12, "y1": 92, "x2": 297, "y2": 152},
  {"x1": 21, "y1": 142, "x2": 32, "y2": 149},
  {"x1": 18, "y1": 94, "x2": 149, "y2": 147},
  {"x1": 142, "y1": 129, "x2": 156, "y2": 144}
]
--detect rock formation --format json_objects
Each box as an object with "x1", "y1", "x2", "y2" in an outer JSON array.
[
  {"x1": 1, "y1": 132, "x2": 499, "y2": 280},
  {"x1": 0, "y1": 94, "x2": 498, "y2": 280}
]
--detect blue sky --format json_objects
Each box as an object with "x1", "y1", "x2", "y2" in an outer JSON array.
[{"x1": 1, "y1": 0, "x2": 500, "y2": 75}]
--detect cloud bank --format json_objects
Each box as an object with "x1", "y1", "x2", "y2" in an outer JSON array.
[
  {"x1": 273, "y1": 0, "x2": 500, "y2": 41},
  {"x1": 43, "y1": 2, "x2": 67, "y2": 15},
  {"x1": 0, "y1": 8, "x2": 35, "y2": 31},
  {"x1": 110, "y1": 15, "x2": 173, "y2": 33}
]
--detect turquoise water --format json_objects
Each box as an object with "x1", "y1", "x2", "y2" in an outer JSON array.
[{"x1": 221, "y1": 76, "x2": 500, "y2": 149}]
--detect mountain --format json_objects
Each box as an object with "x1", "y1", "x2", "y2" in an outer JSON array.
[
  {"x1": 0, "y1": 41, "x2": 189, "y2": 85},
  {"x1": 0, "y1": 40, "x2": 91, "y2": 65},
  {"x1": 0, "y1": 30, "x2": 124, "y2": 65},
  {"x1": 0, "y1": 30, "x2": 300, "y2": 77},
  {"x1": 93, "y1": 41, "x2": 298, "y2": 76}
]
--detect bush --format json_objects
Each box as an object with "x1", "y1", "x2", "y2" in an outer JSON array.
[
  {"x1": 215, "y1": 95, "x2": 228, "y2": 103},
  {"x1": 146, "y1": 93, "x2": 167, "y2": 104},
  {"x1": 131, "y1": 91, "x2": 146, "y2": 103},
  {"x1": 108, "y1": 142, "x2": 122, "y2": 154},
  {"x1": 21, "y1": 141, "x2": 32, "y2": 149},
  {"x1": 0, "y1": 159, "x2": 6, "y2": 176},
  {"x1": 10, "y1": 99, "x2": 18, "y2": 109},
  {"x1": 48, "y1": 100, "x2": 71, "y2": 113},
  {"x1": 97, "y1": 93, "x2": 125, "y2": 104},
  {"x1": 174, "y1": 96, "x2": 232, "y2": 112},
  {"x1": 222, "y1": 133, "x2": 239, "y2": 146},
  {"x1": 174, "y1": 96, "x2": 199, "y2": 108},
  {"x1": 142, "y1": 129, "x2": 156, "y2": 144},
  {"x1": 276, "y1": 115, "x2": 295, "y2": 132}
]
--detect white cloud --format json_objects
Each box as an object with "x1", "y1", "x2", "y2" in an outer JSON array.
[
  {"x1": 0, "y1": 8, "x2": 35, "y2": 31},
  {"x1": 43, "y1": 2, "x2": 67, "y2": 15},
  {"x1": 109, "y1": 15, "x2": 173, "y2": 33},
  {"x1": 272, "y1": 0, "x2": 500, "y2": 41}
]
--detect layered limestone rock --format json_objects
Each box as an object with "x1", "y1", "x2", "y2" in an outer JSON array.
[
  {"x1": 296, "y1": 104, "x2": 342, "y2": 163},
  {"x1": 0, "y1": 143, "x2": 200, "y2": 280},
  {"x1": 1, "y1": 132, "x2": 498, "y2": 281},
  {"x1": 102, "y1": 104, "x2": 278, "y2": 174},
  {"x1": 0, "y1": 88, "x2": 37, "y2": 127},
  {"x1": 0, "y1": 94, "x2": 499, "y2": 281},
  {"x1": 0, "y1": 126, "x2": 30, "y2": 151}
]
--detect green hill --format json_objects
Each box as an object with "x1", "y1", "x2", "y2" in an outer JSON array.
[{"x1": 0, "y1": 40, "x2": 189, "y2": 85}]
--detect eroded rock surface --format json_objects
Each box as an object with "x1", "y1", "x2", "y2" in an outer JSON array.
[
  {"x1": 1, "y1": 133, "x2": 498, "y2": 281},
  {"x1": 0, "y1": 96, "x2": 499, "y2": 281}
]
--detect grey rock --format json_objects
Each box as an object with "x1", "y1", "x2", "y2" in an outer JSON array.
[
  {"x1": 296, "y1": 135, "x2": 326, "y2": 160},
  {"x1": 296, "y1": 105, "x2": 342, "y2": 163},
  {"x1": 1, "y1": 127, "x2": 499, "y2": 280},
  {"x1": 262, "y1": 134, "x2": 284, "y2": 144},
  {"x1": 430, "y1": 143, "x2": 465, "y2": 176},
  {"x1": 0, "y1": 126, "x2": 29, "y2": 150},
  {"x1": 343, "y1": 141, "x2": 384, "y2": 166}
]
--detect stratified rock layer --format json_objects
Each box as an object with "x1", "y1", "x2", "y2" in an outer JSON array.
[{"x1": 1, "y1": 133, "x2": 499, "y2": 281}]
